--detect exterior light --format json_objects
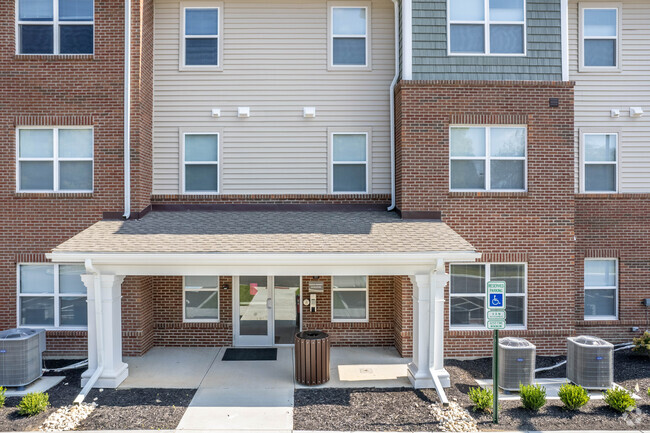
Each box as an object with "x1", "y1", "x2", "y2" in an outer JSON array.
[{"x1": 238, "y1": 107, "x2": 250, "y2": 118}]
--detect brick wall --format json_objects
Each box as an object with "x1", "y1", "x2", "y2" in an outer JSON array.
[
  {"x1": 396, "y1": 80, "x2": 577, "y2": 357},
  {"x1": 122, "y1": 276, "x2": 154, "y2": 356},
  {"x1": 393, "y1": 276, "x2": 413, "y2": 356}
]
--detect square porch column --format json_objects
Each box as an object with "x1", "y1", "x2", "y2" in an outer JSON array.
[{"x1": 80, "y1": 274, "x2": 128, "y2": 388}]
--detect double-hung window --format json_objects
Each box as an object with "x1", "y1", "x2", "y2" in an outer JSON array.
[
  {"x1": 18, "y1": 264, "x2": 87, "y2": 328},
  {"x1": 449, "y1": 126, "x2": 526, "y2": 191},
  {"x1": 331, "y1": 132, "x2": 368, "y2": 193},
  {"x1": 17, "y1": 0, "x2": 94, "y2": 55},
  {"x1": 581, "y1": 7, "x2": 619, "y2": 69},
  {"x1": 584, "y1": 259, "x2": 617, "y2": 320},
  {"x1": 183, "y1": 276, "x2": 220, "y2": 322},
  {"x1": 449, "y1": 263, "x2": 526, "y2": 329},
  {"x1": 582, "y1": 133, "x2": 617, "y2": 193},
  {"x1": 183, "y1": 133, "x2": 219, "y2": 193},
  {"x1": 17, "y1": 127, "x2": 93, "y2": 192},
  {"x1": 182, "y1": 6, "x2": 221, "y2": 68},
  {"x1": 332, "y1": 276, "x2": 368, "y2": 322},
  {"x1": 449, "y1": 0, "x2": 525, "y2": 55},
  {"x1": 330, "y1": 5, "x2": 369, "y2": 68}
]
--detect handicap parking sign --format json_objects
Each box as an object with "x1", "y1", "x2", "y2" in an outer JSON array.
[
  {"x1": 489, "y1": 293, "x2": 503, "y2": 308},
  {"x1": 487, "y1": 281, "x2": 506, "y2": 310}
]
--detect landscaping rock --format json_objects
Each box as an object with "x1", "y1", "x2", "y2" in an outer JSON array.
[
  {"x1": 39, "y1": 403, "x2": 96, "y2": 431},
  {"x1": 430, "y1": 401, "x2": 478, "y2": 432}
]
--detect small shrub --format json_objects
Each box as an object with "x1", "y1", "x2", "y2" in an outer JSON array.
[
  {"x1": 17, "y1": 392, "x2": 49, "y2": 416},
  {"x1": 603, "y1": 388, "x2": 636, "y2": 413},
  {"x1": 0, "y1": 386, "x2": 5, "y2": 408},
  {"x1": 558, "y1": 383, "x2": 590, "y2": 410},
  {"x1": 632, "y1": 331, "x2": 650, "y2": 356},
  {"x1": 468, "y1": 386, "x2": 493, "y2": 412},
  {"x1": 520, "y1": 384, "x2": 546, "y2": 411}
]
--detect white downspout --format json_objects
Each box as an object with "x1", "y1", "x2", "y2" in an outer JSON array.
[
  {"x1": 74, "y1": 259, "x2": 104, "y2": 404},
  {"x1": 387, "y1": 0, "x2": 400, "y2": 211},
  {"x1": 560, "y1": 0, "x2": 569, "y2": 81},
  {"x1": 123, "y1": 0, "x2": 132, "y2": 219}
]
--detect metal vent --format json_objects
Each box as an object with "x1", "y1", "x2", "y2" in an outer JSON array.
[
  {"x1": 0, "y1": 328, "x2": 46, "y2": 387},
  {"x1": 567, "y1": 335, "x2": 613, "y2": 389},
  {"x1": 498, "y1": 337, "x2": 536, "y2": 391}
]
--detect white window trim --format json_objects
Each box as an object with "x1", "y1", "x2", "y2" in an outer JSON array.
[
  {"x1": 182, "y1": 276, "x2": 220, "y2": 323},
  {"x1": 180, "y1": 129, "x2": 222, "y2": 195},
  {"x1": 584, "y1": 258, "x2": 618, "y2": 321},
  {"x1": 329, "y1": 129, "x2": 371, "y2": 194},
  {"x1": 15, "y1": 0, "x2": 95, "y2": 55},
  {"x1": 447, "y1": 0, "x2": 527, "y2": 56},
  {"x1": 327, "y1": 1, "x2": 372, "y2": 71},
  {"x1": 16, "y1": 263, "x2": 88, "y2": 330},
  {"x1": 179, "y1": 2, "x2": 224, "y2": 71},
  {"x1": 449, "y1": 125, "x2": 528, "y2": 192},
  {"x1": 331, "y1": 276, "x2": 369, "y2": 323},
  {"x1": 16, "y1": 126, "x2": 94, "y2": 193},
  {"x1": 449, "y1": 262, "x2": 527, "y2": 331},
  {"x1": 579, "y1": 130, "x2": 619, "y2": 194},
  {"x1": 578, "y1": 3, "x2": 622, "y2": 72}
]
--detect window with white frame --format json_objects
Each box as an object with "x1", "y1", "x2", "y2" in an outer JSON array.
[
  {"x1": 183, "y1": 133, "x2": 219, "y2": 193},
  {"x1": 182, "y1": 7, "x2": 220, "y2": 67},
  {"x1": 581, "y1": 7, "x2": 618, "y2": 68},
  {"x1": 332, "y1": 276, "x2": 368, "y2": 321},
  {"x1": 449, "y1": 0, "x2": 525, "y2": 55},
  {"x1": 18, "y1": 264, "x2": 87, "y2": 328},
  {"x1": 330, "y1": 6, "x2": 368, "y2": 67},
  {"x1": 582, "y1": 133, "x2": 617, "y2": 192},
  {"x1": 183, "y1": 276, "x2": 219, "y2": 322},
  {"x1": 584, "y1": 259, "x2": 617, "y2": 320},
  {"x1": 17, "y1": 127, "x2": 93, "y2": 192},
  {"x1": 332, "y1": 132, "x2": 368, "y2": 193},
  {"x1": 449, "y1": 126, "x2": 526, "y2": 191},
  {"x1": 449, "y1": 263, "x2": 526, "y2": 328},
  {"x1": 17, "y1": 0, "x2": 94, "y2": 55}
]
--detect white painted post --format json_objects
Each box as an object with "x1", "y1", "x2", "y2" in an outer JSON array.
[
  {"x1": 80, "y1": 274, "x2": 97, "y2": 387},
  {"x1": 431, "y1": 260, "x2": 450, "y2": 387},
  {"x1": 407, "y1": 274, "x2": 433, "y2": 388}
]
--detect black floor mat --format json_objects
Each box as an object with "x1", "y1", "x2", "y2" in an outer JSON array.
[{"x1": 222, "y1": 348, "x2": 278, "y2": 361}]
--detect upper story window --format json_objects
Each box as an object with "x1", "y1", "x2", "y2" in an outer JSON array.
[
  {"x1": 449, "y1": 0, "x2": 526, "y2": 55},
  {"x1": 331, "y1": 132, "x2": 368, "y2": 193},
  {"x1": 181, "y1": 6, "x2": 222, "y2": 69},
  {"x1": 582, "y1": 133, "x2": 617, "y2": 193},
  {"x1": 449, "y1": 126, "x2": 526, "y2": 192},
  {"x1": 580, "y1": 7, "x2": 619, "y2": 69},
  {"x1": 450, "y1": 263, "x2": 526, "y2": 329},
  {"x1": 584, "y1": 259, "x2": 618, "y2": 320},
  {"x1": 329, "y1": 4, "x2": 370, "y2": 69},
  {"x1": 17, "y1": 0, "x2": 94, "y2": 55},
  {"x1": 183, "y1": 132, "x2": 219, "y2": 193},
  {"x1": 18, "y1": 264, "x2": 87, "y2": 328},
  {"x1": 17, "y1": 127, "x2": 94, "y2": 193}
]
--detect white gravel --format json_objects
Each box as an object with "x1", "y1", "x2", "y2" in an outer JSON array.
[
  {"x1": 39, "y1": 402, "x2": 96, "y2": 431},
  {"x1": 430, "y1": 401, "x2": 479, "y2": 432}
]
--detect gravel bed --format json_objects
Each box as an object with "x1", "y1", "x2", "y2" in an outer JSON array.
[
  {"x1": 294, "y1": 349, "x2": 650, "y2": 432},
  {"x1": 0, "y1": 360, "x2": 195, "y2": 432}
]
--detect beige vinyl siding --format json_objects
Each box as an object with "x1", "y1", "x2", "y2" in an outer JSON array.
[
  {"x1": 153, "y1": 0, "x2": 394, "y2": 194},
  {"x1": 569, "y1": 0, "x2": 650, "y2": 193}
]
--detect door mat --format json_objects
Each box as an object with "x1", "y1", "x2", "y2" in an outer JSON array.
[{"x1": 222, "y1": 348, "x2": 278, "y2": 361}]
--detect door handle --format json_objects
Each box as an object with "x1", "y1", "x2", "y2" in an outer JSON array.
[{"x1": 267, "y1": 298, "x2": 272, "y2": 309}]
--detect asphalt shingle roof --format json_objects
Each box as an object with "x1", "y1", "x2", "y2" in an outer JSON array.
[{"x1": 52, "y1": 210, "x2": 475, "y2": 254}]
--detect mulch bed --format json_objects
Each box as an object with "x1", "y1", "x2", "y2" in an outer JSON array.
[
  {"x1": 0, "y1": 360, "x2": 195, "y2": 432},
  {"x1": 293, "y1": 349, "x2": 650, "y2": 432}
]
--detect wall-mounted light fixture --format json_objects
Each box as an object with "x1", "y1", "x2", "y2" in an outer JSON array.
[
  {"x1": 238, "y1": 107, "x2": 250, "y2": 118},
  {"x1": 222, "y1": 282, "x2": 230, "y2": 290},
  {"x1": 303, "y1": 107, "x2": 316, "y2": 118},
  {"x1": 211, "y1": 108, "x2": 221, "y2": 118},
  {"x1": 630, "y1": 107, "x2": 644, "y2": 118},
  {"x1": 610, "y1": 109, "x2": 620, "y2": 118}
]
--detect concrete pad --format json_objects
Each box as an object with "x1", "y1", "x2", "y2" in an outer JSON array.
[
  {"x1": 120, "y1": 347, "x2": 221, "y2": 389},
  {"x1": 3, "y1": 376, "x2": 64, "y2": 397},
  {"x1": 476, "y1": 378, "x2": 638, "y2": 401}
]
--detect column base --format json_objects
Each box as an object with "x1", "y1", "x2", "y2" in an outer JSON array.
[
  {"x1": 407, "y1": 363, "x2": 451, "y2": 389},
  {"x1": 80, "y1": 363, "x2": 128, "y2": 389}
]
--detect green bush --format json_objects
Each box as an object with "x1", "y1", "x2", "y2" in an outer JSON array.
[
  {"x1": 632, "y1": 331, "x2": 650, "y2": 356},
  {"x1": 520, "y1": 384, "x2": 546, "y2": 411},
  {"x1": 17, "y1": 392, "x2": 49, "y2": 416},
  {"x1": 558, "y1": 383, "x2": 590, "y2": 410},
  {"x1": 603, "y1": 388, "x2": 636, "y2": 413},
  {"x1": 468, "y1": 386, "x2": 493, "y2": 412},
  {"x1": 0, "y1": 386, "x2": 5, "y2": 408}
]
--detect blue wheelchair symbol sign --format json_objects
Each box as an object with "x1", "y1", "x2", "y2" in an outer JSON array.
[{"x1": 489, "y1": 293, "x2": 504, "y2": 308}]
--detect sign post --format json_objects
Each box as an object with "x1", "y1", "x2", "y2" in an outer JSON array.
[{"x1": 487, "y1": 281, "x2": 506, "y2": 424}]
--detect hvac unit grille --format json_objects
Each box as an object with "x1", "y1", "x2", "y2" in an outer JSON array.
[
  {"x1": 498, "y1": 337, "x2": 536, "y2": 391},
  {"x1": 567, "y1": 335, "x2": 613, "y2": 389},
  {"x1": 0, "y1": 328, "x2": 46, "y2": 387}
]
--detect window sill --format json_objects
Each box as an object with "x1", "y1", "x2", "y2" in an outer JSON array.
[
  {"x1": 575, "y1": 193, "x2": 650, "y2": 199},
  {"x1": 183, "y1": 320, "x2": 220, "y2": 324},
  {"x1": 14, "y1": 192, "x2": 94, "y2": 199},
  {"x1": 449, "y1": 326, "x2": 526, "y2": 332},
  {"x1": 179, "y1": 66, "x2": 223, "y2": 72},
  {"x1": 581, "y1": 317, "x2": 618, "y2": 324},
  {"x1": 331, "y1": 319, "x2": 370, "y2": 323},
  {"x1": 15, "y1": 54, "x2": 94, "y2": 61},
  {"x1": 449, "y1": 191, "x2": 528, "y2": 198},
  {"x1": 327, "y1": 65, "x2": 372, "y2": 72},
  {"x1": 22, "y1": 327, "x2": 88, "y2": 332}
]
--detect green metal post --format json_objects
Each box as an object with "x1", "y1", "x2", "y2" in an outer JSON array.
[{"x1": 493, "y1": 329, "x2": 499, "y2": 424}]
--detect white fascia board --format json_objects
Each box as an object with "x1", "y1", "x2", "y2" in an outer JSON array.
[{"x1": 561, "y1": 0, "x2": 569, "y2": 81}]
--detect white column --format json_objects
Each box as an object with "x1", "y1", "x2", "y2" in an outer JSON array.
[
  {"x1": 431, "y1": 260, "x2": 451, "y2": 387},
  {"x1": 407, "y1": 273, "x2": 433, "y2": 388},
  {"x1": 80, "y1": 274, "x2": 128, "y2": 388}
]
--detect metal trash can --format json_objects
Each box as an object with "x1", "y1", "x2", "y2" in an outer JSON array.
[{"x1": 295, "y1": 330, "x2": 330, "y2": 385}]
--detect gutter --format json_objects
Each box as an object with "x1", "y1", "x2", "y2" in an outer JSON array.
[
  {"x1": 387, "y1": 0, "x2": 400, "y2": 212},
  {"x1": 560, "y1": 0, "x2": 569, "y2": 81},
  {"x1": 123, "y1": 0, "x2": 132, "y2": 219}
]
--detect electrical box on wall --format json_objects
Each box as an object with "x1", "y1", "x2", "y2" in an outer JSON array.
[{"x1": 308, "y1": 280, "x2": 324, "y2": 293}]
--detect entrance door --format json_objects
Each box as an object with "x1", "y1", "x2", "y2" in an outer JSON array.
[{"x1": 234, "y1": 276, "x2": 301, "y2": 347}]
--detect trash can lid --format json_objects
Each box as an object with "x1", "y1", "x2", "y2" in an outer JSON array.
[{"x1": 296, "y1": 330, "x2": 329, "y2": 340}]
